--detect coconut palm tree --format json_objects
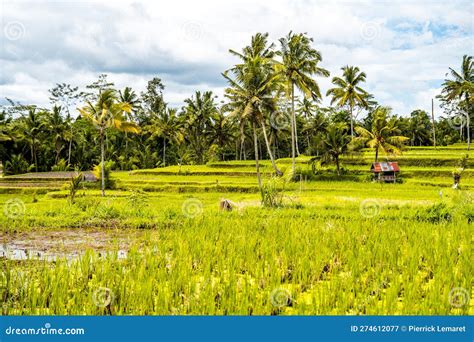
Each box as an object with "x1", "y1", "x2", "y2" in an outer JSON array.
[
  {"x1": 326, "y1": 66, "x2": 369, "y2": 139},
  {"x1": 226, "y1": 33, "x2": 283, "y2": 175},
  {"x1": 319, "y1": 123, "x2": 351, "y2": 176},
  {"x1": 146, "y1": 108, "x2": 183, "y2": 167},
  {"x1": 208, "y1": 108, "x2": 236, "y2": 161},
  {"x1": 354, "y1": 106, "x2": 409, "y2": 162},
  {"x1": 297, "y1": 97, "x2": 319, "y2": 151},
  {"x1": 78, "y1": 89, "x2": 139, "y2": 196},
  {"x1": 119, "y1": 87, "x2": 142, "y2": 159},
  {"x1": 276, "y1": 31, "x2": 329, "y2": 174},
  {"x1": 303, "y1": 109, "x2": 328, "y2": 157},
  {"x1": 46, "y1": 105, "x2": 70, "y2": 164},
  {"x1": 223, "y1": 53, "x2": 282, "y2": 194},
  {"x1": 182, "y1": 91, "x2": 218, "y2": 164},
  {"x1": 440, "y1": 55, "x2": 474, "y2": 150},
  {"x1": 17, "y1": 108, "x2": 44, "y2": 171}
]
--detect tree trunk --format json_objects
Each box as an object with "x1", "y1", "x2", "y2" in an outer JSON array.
[
  {"x1": 68, "y1": 126, "x2": 73, "y2": 165},
  {"x1": 235, "y1": 140, "x2": 238, "y2": 161},
  {"x1": 240, "y1": 123, "x2": 245, "y2": 161},
  {"x1": 163, "y1": 139, "x2": 166, "y2": 167},
  {"x1": 33, "y1": 142, "x2": 38, "y2": 172},
  {"x1": 350, "y1": 104, "x2": 354, "y2": 139},
  {"x1": 466, "y1": 111, "x2": 471, "y2": 151},
  {"x1": 465, "y1": 95, "x2": 471, "y2": 151},
  {"x1": 290, "y1": 83, "x2": 296, "y2": 175},
  {"x1": 252, "y1": 121, "x2": 263, "y2": 200},
  {"x1": 125, "y1": 132, "x2": 129, "y2": 168},
  {"x1": 375, "y1": 146, "x2": 379, "y2": 162},
  {"x1": 100, "y1": 129, "x2": 105, "y2": 197},
  {"x1": 294, "y1": 113, "x2": 300, "y2": 156},
  {"x1": 260, "y1": 119, "x2": 282, "y2": 176},
  {"x1": 335, "y1": 156, "x2": 340, "y2": 176}
]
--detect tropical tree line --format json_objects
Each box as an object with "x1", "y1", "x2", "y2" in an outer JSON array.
[{"x1": 0, "y1": 33, "x2": 471, "y2": 184}]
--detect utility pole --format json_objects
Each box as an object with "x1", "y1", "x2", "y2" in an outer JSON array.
[{"x1": 431, "y1": 98, "x2": 437, "y2": 149}]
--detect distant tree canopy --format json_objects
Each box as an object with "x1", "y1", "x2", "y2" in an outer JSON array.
[{"x1": 0, "y1": 34, "x2": 471, "y2": 178}]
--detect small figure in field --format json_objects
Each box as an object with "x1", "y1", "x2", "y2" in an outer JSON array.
[
  {"x1": 220, "y1": 199, "x2": 235, "y2": 211},
  {"x1": 452, "y1": 154, "x2": 468, "y2": 189}
]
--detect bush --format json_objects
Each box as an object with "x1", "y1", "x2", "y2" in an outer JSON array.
[
  {"x1": 51, "y1": 159, "x2": 70, "y2": 172},
  {"x1": 93, "y1": 161, "x2": 116, "y2": 189},
  {"x1": 94, "y1": 202, "x2": 121, "y2": 219},
  {"x1": 127, "y1": 189, "x2": 149, "y2": 215},
  {"x1": 415, "y1": 203, "x2": 452, "y2": 223},
  {"x1": 261, "y1": 177, "x2": 285, "y2": 208},
  {"x1": 4, "y1": 154, "x2": 33, "y2": 175},
  {"x1": 75, "y1": 197, "x2": 100, "y2": 212},
  {"x1": 68, "y1": 172, "x2": 83, "y2": 204}
]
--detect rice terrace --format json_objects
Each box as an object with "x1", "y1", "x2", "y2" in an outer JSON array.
[{"x1": 1, "y1": 1, "x2": 473, "y2": 324}]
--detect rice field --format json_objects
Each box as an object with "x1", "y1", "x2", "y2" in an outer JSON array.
[{"x1": 0, "y1": 146, "x2": 473, "y2": 315}]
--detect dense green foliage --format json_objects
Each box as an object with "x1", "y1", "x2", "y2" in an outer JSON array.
[{"x1": 1, "y1": 37, "x2": 470, "y2": 179}]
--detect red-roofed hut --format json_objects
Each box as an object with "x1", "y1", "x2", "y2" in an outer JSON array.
[{"x1": 371, "y1": 162, "x2": 400, "y2": 183}]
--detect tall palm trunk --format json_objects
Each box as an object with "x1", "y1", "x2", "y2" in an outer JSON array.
[
  {"x1": 125, "y1": 132, "x2": 129, "y2": 161},
  {"x1": 252, "y1": 121, "x2": 263, "y2": 199},
  {"x1": 100, "y1": 129, "x2": 105, "y2": 197},
  {"x1": 32, "y1": 141, "x2": 38, "y2": 172},
  {"x1": 294, "y1": 113, "x2": 300, "y2": 156},
  {"x1": 260, "y1": 118, "x2": 282, "y2": 176},
  {"x1": 466, "y1": 96, "x2": 471, "y2": 151},
  {"x1": 375, "y1": 146, "x2": 379, "y2": 162},
  {"x1": 335, "y1": 156, "x2": 341, "y2": 176},
  {"x1": 467, "y1": 113, "x2": 471, "y2": 151},
  {"x1": 350, "y1": 104, "x2": 354, "y2": 139},
  {"x1": 240, "y1": 122, "x2": 245, "y2": 160},
  {"x1": 290, "y1": 83, "x2": 296, "y2": 175},
  {"x1": 163, "y1": 139, "x2": 166, "y2": 167},
  {"x1": 68, "y1": 127, "x2": 73, "y2": 165}
]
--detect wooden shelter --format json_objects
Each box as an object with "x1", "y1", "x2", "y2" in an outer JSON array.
[{"x1": 371, "y1": 162, "x2": 400, "y2": 183}]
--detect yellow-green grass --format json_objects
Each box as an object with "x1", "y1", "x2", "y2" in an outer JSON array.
[{"x1": 1, "y1": 144, "x2": 472, "y2": 315}]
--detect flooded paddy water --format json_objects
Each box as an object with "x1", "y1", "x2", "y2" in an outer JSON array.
[{"x1": 0, "y1": 228, "x2": 143, "y2": 261}]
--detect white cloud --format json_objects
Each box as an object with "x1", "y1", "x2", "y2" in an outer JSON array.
[{"x1": 0, "y1": 0, "x2": 473, "y2": 117}]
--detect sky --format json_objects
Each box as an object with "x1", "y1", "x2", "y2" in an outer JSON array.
[{"x1": 1, "y1": 0, "x2": 473, "y2": 118}]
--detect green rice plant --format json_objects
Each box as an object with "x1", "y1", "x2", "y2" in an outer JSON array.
[{"x1": 68, "y1": 172, "x2": 83, "y2": 204}]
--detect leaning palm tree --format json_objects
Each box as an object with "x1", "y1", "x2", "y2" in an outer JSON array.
[
  {"x1": 354, "y1": 106, "x2": 409, "y2": 162},
  {"x1": 326, "y1": 66, "x2": 369, "y2": 139},
  {"x1": 227, "y1": 33, "x2": 282, "y2": 175},
  {"x1": 78, "y1": 89, "x2": 140, "y2": 196},
  {"x1": 276, "y1": 31, "x2": 329, "y2": 174},
  {"x1": 223, "y1": 54, "x2": 282, "y2": 194},
  {"x1": 440, "y1": 55, "x2": 474, "y2": 150}
]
